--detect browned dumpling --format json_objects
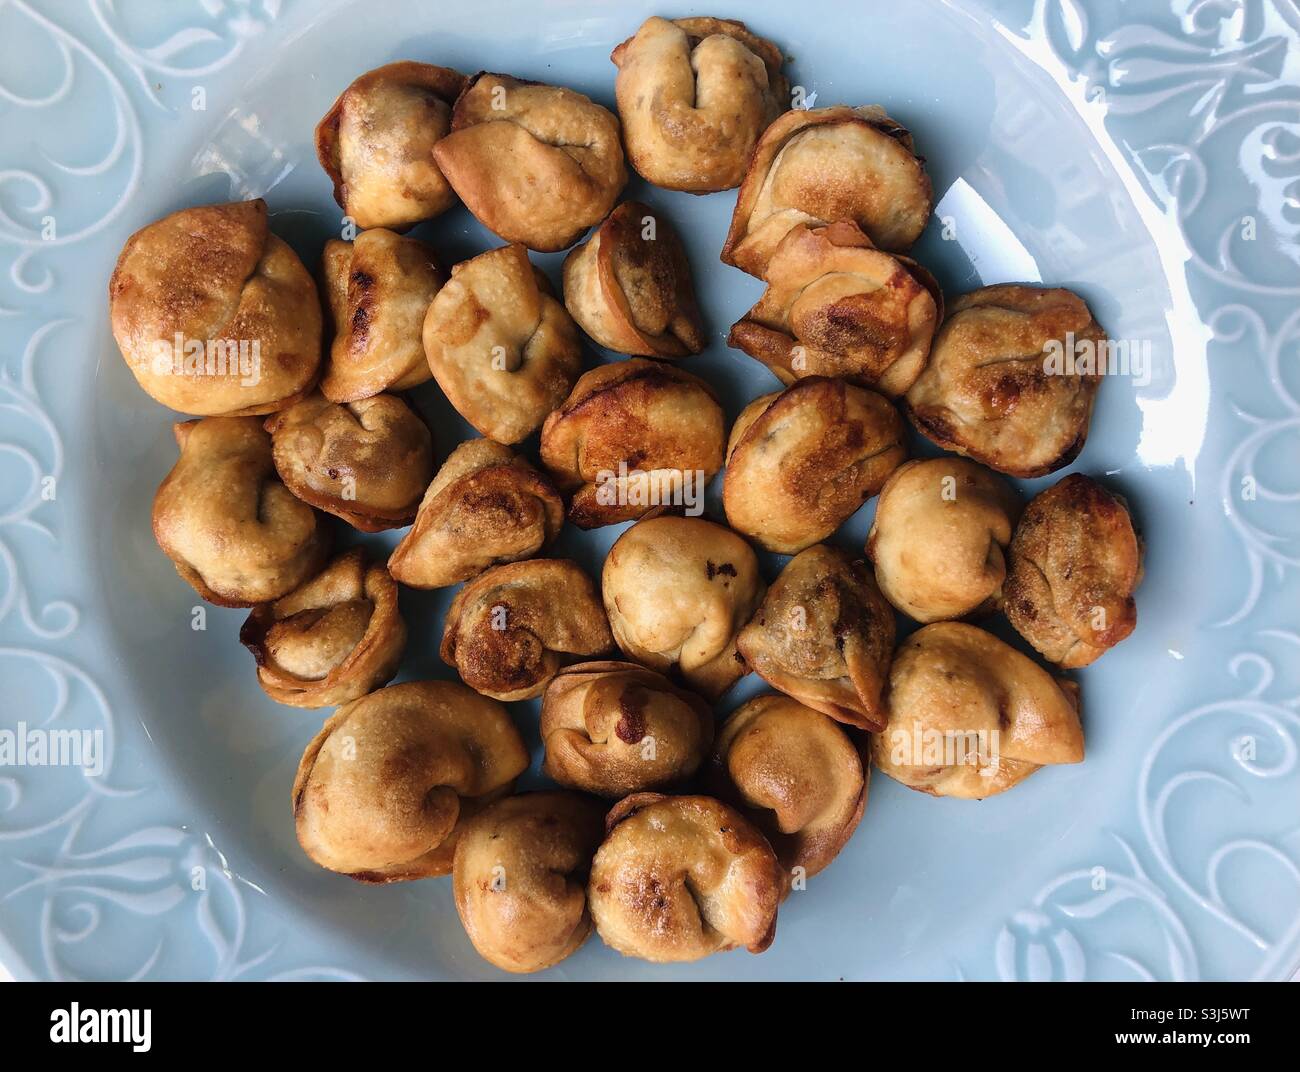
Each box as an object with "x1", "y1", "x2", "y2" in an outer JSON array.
[
  {"x1": 866, "y1": 458, "x2": 1021, "y2": 623},
  {"x1": 109, "y1": 200, "x2": 320, "y2": 416},
  {"x1": 453, "y1": 792, "x2": 605, "y2": 974},
  {"x1": 540, "y1": 359, "x2": 725, "y2": 528},
  {"x1": 441, "y1": 559, "x2": 614, "y2": 702},
  {"x1": 721, "y1": 105, "x2": 932, "y2": 277},
  {"x1": 602, "y1": 515, "x2": 764, "y2": 700},
  {"x1": 727, "y1": 221, "x2": 941, "y2": 397},
  {"x1": 872, "y1": 622, "x2": 1084, "y2": 799},
  {"x1": 320, "y1": 229, "x2": 445, "y2": 401},
  {"x1": 293, "y1": 680, "x2": 528, "y2": 882},
  {"x1": 239, "y1": 548, "x2": 405, "y2": 708},
  {"x1": 588, "y1": 793, "x2": 781, "y2": 962},
  {"x1": 723, "y1": 378, "x2": 907, "y2": 554},
  {"x1": 423, "y1": 244, "x2": 583, "y2": 445},
  {"x1": 432, "y1": 73, "x2": 627, "y2": 252},
  {"x1": 388, "y1": 438, "x2": 563, "y2": 589},
  {"x1": 736, "y1": 544, "x2": 894, "y2": 731},
  {"x1": 712, "y1": 694, "x2": 868, "y2": 877},
  {"x1": 541, "y1": 661, "x2": 714, "y2": 797},
  {"x1": 315, "y1": 61, "x2": 466, "y2": 230},
  {"x1": 562, "y1": 202, "x2": 704, "y2": 358},
  {"x1": 611, "y1": 16, "x2": 787, "y2": 193},
  {"x1": 1004, "y1": 474, "x2": 1143, "y2": 668},
  {"x1": 152, "y1": 417, "x2": 328, "y2": 607},
  {"x1": 904, "y1": 285, "x2": 1107, "y2": 477},
  {"x1": 265, "y1": 392, "x2": 433, "y2": 532}
]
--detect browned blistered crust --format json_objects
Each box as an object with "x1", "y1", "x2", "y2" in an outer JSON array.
[
  {"x1": 611, "y1": 16, "x2": 788, "y2": 193},
  {"x1": 563, "y1": 201, "x2": 704, "y2": 358},
  {"x1": 315, "y1": 61, "x2": 466, "y2": 230},
  {"x1": 737, "y1": 544, "x2": 895, "y2": 730},
  {"x1": 440, "y1": 559, "x2": 614, "y2": 702},
  {"x1": 587, "y1": 793, "x2": 782, "y2": 962},
  {"x1": 240, "y1": 547, "x2": 406, "y2": 708},
  {"x1": 1003, "y1": 473, "x2": 1142, "y2": 667},
  {"x1": 292, "y1": 680, "x2": 528, "y2": 882},
  {"x1": 152, "y1": 416, "x2": 329, "y2": 607},
  {"x1": 265, "y1": 392, "x2": 433, "y2": 532},
  {"x1": 902, "y1": 284, "x2": 1106, "y2": 478}
]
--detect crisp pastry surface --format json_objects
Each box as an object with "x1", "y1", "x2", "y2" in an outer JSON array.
[
  {"x1": 320, "y1": 229, "x2": 445, "y2": 401},
  {"x1": 541, "y1": 660, "x2": 715, "y2": 797},
  {"x1": 867, "y1": 457, "x2": 1022, "y2": 622},
  {"x1": 109, "y1": 199, "x2": 321, "y2": 416},
  {"x1": 265, "y1": 392, "x2": 433, "y2": 532},
  {"x1": 562, "y1": 201, "x2": 705, "y2": 358},
  {"x1": 611, "y1": 16, "x2": 788, "y2": 193},
  {"x1": 736, "y1": 544, "x2": 895, "y2": 731},
  {"x1": 723, "y1": 376, "x2": 908, "y2": 553},
  {"x1": 1004, "y1": 473, "x2": 1142, "y2": 667},
  {"x1": 540, "y1": 359, "x2": 726, "y2": 528},
  {"x1": 315, "y1": 61, "x2": 466, "y2": 230},
  {"x1": 727, "y1": 220, "x2": 941, "y2": 397},
  {"x1": 440, "y1": 559, "x2": 614, "y2": 702},
  {"x1": 152, "y1": 417, "x2": 329, "y2": 607},
  {"x1": 903, "y1": 284, "x2": 1107, "y2": 477},
  {"x1": 388, "y1": 438, "x2": 563, "y2": 589},
  {"x1": 712, "y1": 693, "x2": 868, "y2": 877},
  {"x1": 423, "y1": 243, "x2": 583, "y2": 444},
  {"x1": 601, "y1": 514, "x2": 764, "y2": 700},
  {"x1": 872, "y1": 621, "x2": 1084, "y2": 799},
  {"x1": 432, "y1": 72, "x2": 627, "y2": 252},
  {"x1": 239, "y1": 548, "x2": 406, "y2": 708},
  {"x1": 292, "y1": 680, "x2": 529, "y2": 881},
  {"x1": 452, "y1": 791, "x2": 605, "y2": 974},
  {"x1": 587, "y1": 793, "x2": 782, "y2": 962},
  {"x1": 721, "y1": 105, "x2": 932, "y2": 277}
]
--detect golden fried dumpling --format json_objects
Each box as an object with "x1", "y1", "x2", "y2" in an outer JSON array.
[
  {"x1": 152, "y1": 417, "x2": 328, "y2": 607},
  {"x1": 239, "y1": 548, "x2": 405, "y2": 708},
  {"x1": 872, "y1": 622, "x2": 1084, "y2": 799},
  {"x1": 602, "y1": 514, "x2": 764, "y2": 700},
  {"x1": 423, "y1": 244, "x2": 583, "y2": 444},
  {"x1": 588, "y1": 793, "x2": 781, "y2": 962},
  {"x1": 388, "y1": 438, "x2": 563, "y2": 589},
  {"x1": 611, "y1": 16, "x2": 787, "y2": 193},
  {"x1": 441, "y1": 559, "x2": 614, "y2": 702},
  {"x1": 723, "y1": 377, "x2": 907, "y2": 554},
  {"x1": 315, "y1": 61, "x2": 466, "y2": 230},
  {"x1": 541, "y1": 661, "x2": 714, "y2": 797},
  {"x1": 293, "y1": 680, "x2": 528, "y2": 882},
  {"x1": 265, "y1": 392, "x2": 433, "y2": 532},
  {"x1": 904, "y1": 285, "x2": 1107, "y2": 477},
  {"x1": 109, "y1": 199, "x2": 321, "y2": 416},
  {"x1": 712, "y1": 694, "x2": 868, "y2": 877},
  {"x1": 1004, "y1": 474, "x2": 1142, "y2": 668},
  {"x1": 727, "y1": 221, "x2": 941, "y2": 397},
  {"x1": 562, "y1": 202, "x2": 704, "y2": 358},
  {"x1": 736, "y1": 545, "x2": 894, "y2": 731},
  {"x1": 452, "y1": 792, "x2": 605, "y2": 974},
  {"x1": 866, "y1": 458, "x2": 1021, "y2": 623},
  {"x1": 540, "y1": 359, "x2": 725, "y2": 528},
  {"x1": 432, "y1": 73, "x2": 627, "y2": 252},
  {"x1": 721, "y1": 105, "x2": 932, "y2": 277},
  {"x1": 320, "y1": 229, "x2": 445, "y2": 401}
]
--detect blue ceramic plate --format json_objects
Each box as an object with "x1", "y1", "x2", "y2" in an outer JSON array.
[{"x1": 1, "y1": 0, "x2": 1298, "y2": 981}]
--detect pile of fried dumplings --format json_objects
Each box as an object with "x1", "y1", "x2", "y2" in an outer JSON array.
[{"x1": 107, "y1": 16, "x2": 1145, "y2": 973}]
